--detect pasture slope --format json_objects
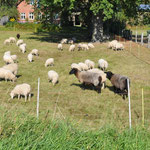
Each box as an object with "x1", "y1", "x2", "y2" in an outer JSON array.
[{"x1": 0, "y1": 31, "x2": 150, "y2": 149}]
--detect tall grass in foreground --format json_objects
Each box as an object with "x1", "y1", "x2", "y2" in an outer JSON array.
[{"x1": 0, "y1": 116, "x2": 150, "y2": 150}]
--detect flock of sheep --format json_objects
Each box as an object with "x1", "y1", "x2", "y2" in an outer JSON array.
[{"x1": 2, "y1": 35, "x2": 129, "y2": 101}]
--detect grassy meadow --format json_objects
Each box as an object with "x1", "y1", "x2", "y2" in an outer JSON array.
[{"x1": 0, "y1": 29, "x2": 150, "y2": 149}]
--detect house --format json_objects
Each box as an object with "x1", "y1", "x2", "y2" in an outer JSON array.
[{"x1": 17, "y1": 0, "x2": 35, "y2": 23}]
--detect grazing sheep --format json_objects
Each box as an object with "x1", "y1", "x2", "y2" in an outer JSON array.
[
  {"x1": 78, "y1": 62, "x2": 88, "y2": 71},
  {"x1": 85, "y1": 59, "x2": 95, "y2": 69},
  {"x1": 16, "y1": 39, "x2": 24, "y2": 46},
  {"x1": 16, "y1": 34, "x2": 20, "y2": 39},
  {"x1": 3, "y1": 54, "x2": 14, "y2": 64},
  {"x1": 81, "y1": 44, "x2": 89, "y2": 50},
  {"x1": 68, "y1": 39, "x2": 74, "y2": 44},
  {"x1": 31, "y1": 49, "x2": 39, "y2": 56},
  {"x1": 10, "y1": 83, "x2": 31, "y2": 102},
  {"x1": 9, "y1": 37, "x2": 16, "y2": 43},
  {"x1": 88, "y1": 68, "x2": 107, "y2": 89},
  {"x1": 3, "y1": 63, "x2": 18, "y2": 75},
  {"x1": 108, "y1": 40, "x2": 118, "y2": 49},
  {"x1": 69, "y1": 44, "x2": 75, "y2": 52},
  {"x1": 69, "y1": 68, "x2": 102, "y2": 93},
  {"x1": 0, "y1": 68, "x2": 17, "y2": 82},
  {"x1": 48, "y1": 70, "x2": 59, "y2": 85},
  {"x1": 61, "y1": 38, "x2": 68, "y2": 44},
  {"x1": 19, "y1": 44, "x2": 26, "y2": 53},
  {"x1": 45, "y1": 58, "x2": 54, "y2": 67},
  {"x1": 28, "y1": 53, "x2": 33, "y2": 62},
  {"x1": 4, "y1": 51, "x2": 11, "y2": 56},
  {"x1": 11, "y1": 55, "x2": 17, "y2": 62},
  {"x1": 105, "y1": 71, "x2": 130, "y2": 99},
  {"x1": 57, "y1": 43, "x2": 63, "y2": 51},
  {"x1": 98, "y1": 59, "x2": 108, "y2": 71},
  {"x1": 88, "y1": 43, "x2": 95, "y2": 48},
  {"x1": 4, "y1": 39, "x2": 10, "y2": 45},
  {"x1": 113, "y1": 42, "x2": 124, "y2": 50},
  {"x1": 71, "y1": 63, "x2": 81, "y2": 71},
  {"x1": 77, "y1": 43, "x2": 83, "y2": 51}
]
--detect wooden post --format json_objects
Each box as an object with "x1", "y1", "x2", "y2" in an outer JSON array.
[
  {"x1": 37, "y1": 78, "x2": 40, "y2": 119},
  {"x1": 141, "y1": 33, "x2": 143, "y2": 45},
  {"x1": 142, "y1": 88, "x2": 144, "y2": 127},
  {"x1": 135, "y1": 31, "x2": 137, "y2": 43},
  {"x1": 148, "y1": 35, "x2": 150, "y2": 49},
  {"x1": 127, "y1": 79, "x2": 131, "y2": 129}
]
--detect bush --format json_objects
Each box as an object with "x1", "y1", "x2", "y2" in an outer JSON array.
[{"x1": 37, "y1": 24, "x2": 62, "y2": 32}]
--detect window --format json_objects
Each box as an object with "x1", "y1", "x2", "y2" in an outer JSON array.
[
  {"x1": 38, "y1": 13, "x2": 42, "y2": 19},
  {"x1": 30, "y1": 0, "x2": 34, "y2": 5},
  {"x1": 20, "y1": 13, "x2": 26, "y2": 20},
  {"x1": 29, "y1": 12, "x2": 34, "y2": 20}
]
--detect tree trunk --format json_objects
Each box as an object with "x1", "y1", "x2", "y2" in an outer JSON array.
[{"x1": 91, "y1": 13, "x2": 103, "y2": 42}]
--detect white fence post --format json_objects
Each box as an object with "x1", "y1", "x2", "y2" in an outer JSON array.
[
  {"x1": 37, "y1": 78, "x2": 40, "y2": 119},
  {"x1": 141, "y1": 33, "x2": 143, "y2": 45},
  {"x1": 127, "y1": 79, "x2": 131, "y2": 129},
  {"x1": 135, "y1": 31, "x2": 137, "y2": 43},
  {"x1": 148, "y1": 34, "x2": 150, "y2": 48}
]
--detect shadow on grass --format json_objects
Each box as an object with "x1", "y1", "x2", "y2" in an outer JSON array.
[
  {"x1": 16, "y1": 75, "x2": 22, "y2": 78},
  {"x1": 27, "y1": 26, "x2": 90, "y2": 43}
]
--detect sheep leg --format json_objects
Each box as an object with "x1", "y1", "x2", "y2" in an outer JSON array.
[
  {"x1": 18, "y1": 94, "x2": 20, "y2": 99},
  {"x1": 96, "y1": 86, "x2": 101, "y2": 94},
  {"x1": 29, "y1": 94, "x2": 31, "y2": 101},
  {"x1": 25, "y1": 95, "x2": 27, "y2": 102}
]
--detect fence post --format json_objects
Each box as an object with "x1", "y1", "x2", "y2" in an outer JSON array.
[
  {"x1": 141, "y1": 33, "x2": 143, "y2": 45},
  {"x1": 148, "y1": 34, "x2": 150, "y2": 48},
  {"x1": 135, "y1": 31, "x2": 137, "y2": 43},
  {"x1": 127, "y1": 79, "x2": 131, "y2": 129},
  {"x1": 142, "y1": 88, "x2": 144, "y2": 127},
  {"x1": 37, "y1": 78, "x2": 40, "y2": 119}
]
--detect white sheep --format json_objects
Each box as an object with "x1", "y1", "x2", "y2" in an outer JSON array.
[
  {"x1": 58, "y1": 43, "x2": 63, "y2": 51},
  {"x1": 88, "y1": 43, "x2": 95, "y2": 48},
  {"x1": 61, "y1": 38, "x2": 68, "y2": 44},
  {"x1": 88, "y1": 68, "x2": 107, "y2": 89},
  {"x1": 4, "y1": 39, "x2": 11, "y2": 45},
  {"x1": 0, "y1": 68, "x2": 17, "y2": 82},
  {"x1": 81, "y1": 44, "x2": 89, "y2": 50},
  {"x1": 113, "y1": 42, "x2": 124, "y2": 50},
  {"x1": 9, "y1": 37, "x2": 16, "y2": 43},
  {"x1": 98, "y1": 59, "x2": 108, "y2": 71},
  {"x1": 19, "y1": 44, "x2": 26, "y2": 53},
  {"x1": 78, "y1": 62, "x2": 88, "y2": 71},
  {"x1": 10, "y1": 83, "x2": 31, "y2": 102},
  {"x1": 69, "y1": 44, "x2": 75, "y2": 52},
  {"x1": 68, "y1": 40, "x2": 74, "y2": 44},
  {"x1": 16, "y1": 39, "x2": 24, "y2": 46},
  {"x1": 71, "y1": 63, "x2": 81, "y2": 71},
  {"x1": 11, "y1": 55, "x2": 17, "y2": 62},
  {"x1": 4, "y1": 51, "x2": 11, "y2": 56},
  {"x1": 85, "y1": 59, "x2": 95, "y2": 69},
  {"x1": 3, "y1": 63, "x2": 18, "y2": 75},
  {"x1": 28, "y1": 53, "x2": 33, "y2": 62},
  {"x1": 48, "y1": 70, "x2": 59, "y2": 85},
  {"x1": 77, "y1": 43, "x2": 83, "y2": 51},
  {"x1": 3, "y1": 54, "x2": 14, "y2": 64},
  {"x1": 45, "y1": 58, "x2": 54, "y2": 67},
  {"x1": 31, "y1": 49, "x2": 39, "y2": 56},
  {"x1": 108, "y1": 40, "x2": 118, "y2": 49}
]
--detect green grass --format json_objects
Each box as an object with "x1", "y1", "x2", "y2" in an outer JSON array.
[{"x1": 0, "y1": 29, "x2": 150, "y2": 147}]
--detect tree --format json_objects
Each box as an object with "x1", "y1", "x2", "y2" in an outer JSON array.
[{"x1": 38, "y1": 0, "x2": 147, "y2": 41}]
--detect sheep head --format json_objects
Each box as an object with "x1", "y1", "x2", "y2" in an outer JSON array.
[
  {"x1": 105, "y1": 71, "x2": 114, "y2": 80},
  {"x1": 69, "y1": 68, "x2": 78, "y2": 75}
]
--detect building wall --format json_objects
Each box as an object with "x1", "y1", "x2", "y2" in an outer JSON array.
[{"x1": 17, "y1": 0, "x2": 34, "y2": 23}]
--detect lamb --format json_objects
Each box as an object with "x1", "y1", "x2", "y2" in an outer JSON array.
[
  {"x1": 9, "y1": 37, "x2": 16, "y2": 43},
  {"x1": 16, "y1": 39, "x2": 24, "y2": 46},
  {"x1": 113, "y1": 42, "x2": 124, "y2": 50},
  {"x1": 78, "y1": 62, "x2": 88, "y2": 71},
  {"x1": 61, "y1": 38, "x2": 68, "y2": 44},
  {"x1": 69, "y1": 68, "x2": 102, "y2": 93},
  {"x1": 81, "y1": 44, "x2": 89, "y2": 50},
  {"x1": 19, "y1": 44, "x2": 26, "y2": 53},
  {"x1": 71, "y1": 63, "x2": 81, "y2": 71},
  {"x1": 3, "y1": 54, "x2": 14, "y2": 64},
  {"x1": 45, "y1": 58, "x2": 54, "y2": 67},
  {"x1": 3, "y1": 63, "x2": 18, "y2": 75},
  {"x1": 105, "y1": 71, "x2": 130, "y2": 99},
  {"x1": 88, "y1": 68, "x2": 107, "y2": 89},
  {"x1": 58, "y1": 43, "x2": 63, "y2": 51},
  {"x1": 4, "y1": 39, "x2": 10, "y2": 45},
  {"x1": 10, "y1": 83, "x2": 31, "y2": 102},
  {"x1": 108, "y1": 40, "x2": 118, "y2": 49},
  {"x1": 11, "y1": 55, "x2": 17, "y2": 62},
  {"x1": 85, "y1": 59, "x2": 95, "y2": 69},
  {"x1": 98, "y1": 59, "x2": 108, "y2": 71},
  {"x1": 88, "y1": 43, "x2": 95, "y2": 49},
  {"x1": 69, "y1": 44, "x2": 75, "y2": 51},
  {"x1": 48, "y1": 70, "x2": 59, "y2": 85},
  {"x1": 31, "y1": 49, "x2": 39, "y2": 56},
  {"x1": 28, "y1": 53, "x2": 33, "y2": 62},
  {"x1": 0, "y1": 68, "x2": 17, "y2": 82}
]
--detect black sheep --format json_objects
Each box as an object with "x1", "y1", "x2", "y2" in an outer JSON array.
[{"x1": 16, "y1": 34, "x2": 20, "y2": 39}]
